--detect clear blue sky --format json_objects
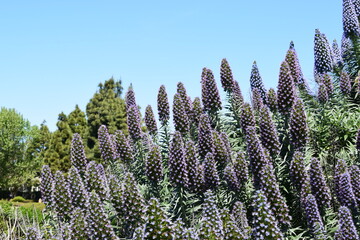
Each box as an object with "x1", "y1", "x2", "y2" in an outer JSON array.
[{"x1": 0, "y1": 1, "x2": 342, "y2": 131}]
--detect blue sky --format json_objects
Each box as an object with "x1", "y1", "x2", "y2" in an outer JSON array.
[{"x1": 0, "y1": 1, "x2": 342, "y2": 131}]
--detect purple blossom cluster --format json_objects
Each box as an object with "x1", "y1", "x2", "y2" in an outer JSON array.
[
  {"x1": 251, "y1": 88, "x2": 264, "y2": 111},
  {"x1": 176, "y1": 82, "x2": 193, "y2": 121},
  {"x1": 69, "y1": 207, "x2": 90, "y2": 240},
  {"x1": 84, "y1": 161, "x2": 109, "y2": 202},
  {"x1": 332, "y1": 39, "x2": 343, "y2": 67},
  {"x1": 220, "y1": 58, "x2": 235, "y2": 92},
  {"x1": 224, "y1": 164, "x2": 240, "y2": 192},
  {"x1": 197, "y1": 114, "x2": 214, "y2": 159},
  {"x1": 349, "y1": 165, "x2": 360, "y2": 206},
  {"x1": 173, "y1": 92, "x2": 190, "y2": 134},
  {"x1": 343, "y1": 0, "x2": 360, "y2": 37},
  {"x1": 220, "y1": 209, "x2": 244, "y2": 240},
  {"x1": 191, "y1": 97, "x2": 203, "y2": 125},
  {"x1": 127, "y1": 104, "x2": 142, "y2": 141},
  {"x1": 289, "y1": 98, "x2": 308, "y2": 150},
  {"x1": 184, "y1": 140, "x2": 204, "y2": 193},
  {"x1": 233, "y1": 151, "x2": 249, "y2": 186},
  {"x1": 334, "y1": 159, "x2": 357, "y2": 210},
  {"x1": 212, "y1": 130, "x2": 230, "y2": 170},
  {"x1": 113, "y1": 129, "x2": 133, "y2": 164},
  {"x1": 144, "y1": 105, "x2": 158, "y2": 135},
  {"x1": 157, "y1": 85, "x2": 170, "y2": 124},
  {"x1": 357, "y1": 128, "x2": 360, "y2": 150},
  {"x1": 145, "y1": 144, "x2": 163, "y2": 183},
  {"x1": 334, "y1": 206, "x2": 359, "y2": 240},
  {"x1": 68, "y1": 167, "x2": 89, "y2": 209},
  {"x1": 267, "y1": 88, "x2": 278, "y2": 112},
  {"x1": 249, "y1": 61, "x2": 267, "y2": 103},
  {"x1": 340, "y1": 71, "x2": 352, "y2": 95},
  {"x1": 53, "y1": 170, "x2": 73, "y2": 220},
  {"x1": 289, "y1": 151, "x2": 308, "y2": 193},
  {"x1": 309, "y1": 158, "x2": 332, "y2": 208},
  {"x1": 304, "y1": 194, "x2": 325, "y2": 237},
  {"x1": 341, "y1": 34, "x2": 353, "y2": 59},
  {"x1": 285, "y1": 42, "x2": 304, "y2": 85},
  {"x1": 231, "y1": 80, "x2": 244, "y2": 111},
  {"x1": 231, "y1": 201, "x2": 250, "y2": 237},
  {"x1": 40, "y1": 165, "x2": 53, "y2": 207},
  {"x1": 314, "y1": 29, "x2": 333, "y2": 74},
  {"x1": 201, "y1": 67, "x2": 222, "y2": 113},
  {"x1": 70, "y1": 133, "x2": 88, "y2": 176},
  {"x1": 240, "y1": 103, "x2": 256, "y2": 134},
  {"x1": 125, "y1": 86, "x2": 137, "y2": 109},
  {"x1": 203, "y1": 152, "x2": 220, "y2": 189},
  {"x1": 169, "y1": 131, "x2": 189, "y2": 188},
  {"x1": 98, "y1": 125, "x2": 118, "y2": 163},
  {"x1": 277, "y1": 61, "x2": 296, "y2": 115}
]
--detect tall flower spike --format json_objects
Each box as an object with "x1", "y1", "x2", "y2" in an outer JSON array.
[
  {"x1": 318, "y1": 82, "x2": 329, "y2": 103},
  {"x1": 231, "y1": 201, "x2": 250, "y2": 237},
  {"x1": 69, "y1": 208, "x2": 90, "y2": 240},
  {"x1": 289, "y1": 98, "x2": 308, "y2": 150},
  {"x1": 340, "y1": 71, "x2": 352, "y2": 95},
  {"x1": 144, "y1": 105, "x2": 158, "y2": 135},
  {"x1": 220, "y1": 209, "x2": 244, "y2": 240},
  {"x1": 332, "y1": 39, "x2": 343, "y2": 67},
  {"x1": 309, "y1": 158, "x2": 332, "y2": 209},
  {"x1": 26, "y1": 227, "x2": 42, "y2": 240},
  {"x1": 53, "y1": 170, "x2": 72, "y2": 220},
  {"x1": 314, "y1": 29, "x2": 333, "y2": 74},
  {"x1": 341, "y1": 34, "x2": 353, "y2": 60},
  {"x1": 304, "y1": 194, "x2": 326, "y2": 237},
  {"x1": 177, "y1": 82, "x2": 193, "y2": 120},
  {"x1": 354, "y1": 0, "x2": 360, "y2": 17},
  {"x1": 258, "y1": 105, "x2": 281, "y2": 157},
  {"x1": 212, "y1": 130, "x2": 230, "y2": 171},
  {"x1": 334, "y1": 159, "x2": 357, "y2": 210},
  {"x1": 169, "y1": 131, "x2": 188, "y2": 188},
  {"x1": 84, "y1": 161, "x2": 109, "y2": 202},
  {"x1": 125, "y1": 86, "x2": 137, "y2": 109},
  {"x1": 290, "y1": 151, "x2": 308, "y2": 193},
  {"x1": 343, "y1": 0, "x2": 360, "y2": 37},
  {"x1": 220, "y1": 58, "x2": 235, "y2": 92},
  {"x1": 233, "y1": 151, "x2": 249, "y2": 186},
  {"x1": 173, "y1": 92, "x2": 190, "y2": 134},
  {"x1": 356, "y1": 128, "x2": 360, "y2": 151},
  {"x1": 321, "y1": 73, "x2": 334, "y2": 95},
  {"x1": 251, "y1": 88, "x2": 264, "y2": 111},
  {"x1": 224, "y1": 164, "x2": 240, "y2": 192},
  {"x1": 251, "y1": 190, "x2": 283, "y2": 240},
  {"x1": 145, "y1": 144, "x2": 163, "y2": 184},
  {"x1": 40, "y1": 165, "x2": 53, "y2": 208},
  {"x1": 199, "y1": 190, "x2": 224, "y2": 239},
  {"x1": 68, "y1": 167, "x2": 89, "y2": 209},
  {"x1": 87, "y1": 192, "x2": 116, "y2": 239},
  {"x1": 267, "y1": 88, "x2": 278, "y2": 112},
  {"x1": 127, "y1": 104, "x2": 142, "y2": 141},
  {"x1": 191, "y1": 97, "x2": 203, "y2": 125},
  {"x1": 157, "y1": 85, "x2": 170, "y2": 124},
  {"x1": 98, "y1": 125, "x2": 118, "y2": 163},
  {"x1": 350, "y1": 165, "x2": 360, "y2": 206},
  {"x1": 240, "y1": 103, "x2": 256, "y2": 134},
  {"x1": 201, "y1": 68, "x2": 222, "y2": 113},
  {"x1": 285, "y1": 44, "x2": 304, "y2": 85},
  {"x1": 277, "y1": 61, "x2": 296, "y2": 115},
  {"x1": 114, "y1": 129, "x2": 133, "y2": 164},
  {"x1": 250, "y1": 61, "x2": 267, "y2": 103},
  {"x1": 70, "y1": 133, "x2": 88, "y2": 176},
  {"x1": 220, "y1": 132, "x2": 232, "y2": 160},
  {"x1": 334, "y1": 206, "x2": 359, "y2": 240},
  {"x1": 203, "y1": 152, "x2": 220, "y2": 189},
  {"x1": 198, "y1": 114, "x2": 214, "y2": 159},
  {"x1": 185, "y1": 140, "x2": 204, "y2": 193},
  {"x1": 231, "y1": 80, "x2": 244, "y2": 111}
]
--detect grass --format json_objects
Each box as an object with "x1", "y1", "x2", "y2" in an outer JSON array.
[{"x1": 11, "y1": 201, "x2": 45, "y2": 211}]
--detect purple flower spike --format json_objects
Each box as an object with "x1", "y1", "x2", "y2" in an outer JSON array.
[
  {"x1": 144, "y1": 105, "x2": 158, "y2": 135},
  {"x1": 125, "y1": 86, "x2": 137, "y2": 109},
  {"x1": 251, "y1": 88, "x2": 264, "y2": 111},
  {"x1": 231, "y1": 201, "x2": 250, "y2": 236},
  {"x1": 240, "y1": 103, "x2": 256, "y2": 134},
  {"x1": 335, "y1": 159, "x2": 357, "y2": 210},
  {"x1": 322, "y1": 73, "x2": 334, "y2": 95},
  {"x1": 212, "y1": 130, "x2": 230, "y2": 170},
  {"x1": 145, "y1": 144, "x2": 163, "y2": 183},
  {"x1": 191, "y1": 97, "x2": 203, "y2": 125},
  {"x1": 201, "y1": 67, "x2": 222, "y2": 113},
  {"x1": 231, "y1": 80, "x2": 244, "y2": 111},
  {"x1": 334, "y1": 206, "x2": 359, "y2": 240},
  {"x1": 224, "y1": 164, "x2": 240, "y2": 192},
  {"x1": 267, "y1": 88, "x2": 278, "y2": 112},
  {"x1": 173, "y1": 92, "x2": 190, "y2": 134},
  {"x1": 289, "y1": 98, "x2": 308, "y2": 150},
  {"x1": 318, "y1": 82, "x2": 329, "y2": 103},
  {"x1": 233, "y1": 151, "x2": 249, "y2": 186},
  {"x1": 332, "y1": 39, "x2": 343, "y2": 67},
  {"x1": 285, "y1": 42, "x2": 304, "y2": 85},
  {"x1": 309, "y1": 158, "x2": 332, "y2": 209},
  {"x1": 68, "y1": 167, "x2": 89, "y2": 209},
  {"x1": 304, "y1": 194, "x2": 326, "y2": 237},
  {"x1": 290, "y1": 151, "x2": 308, "y2": 193},
  {"x1": 53, "y1": 170, "x2": 72, "y2": 220},
  {"x1": 314, "y1": 29, "x2": 333, "y2": 74},
  {"x1": 340, "y1": 71, "x2": 352, "y2": 95},
  {"x1": 169, "y1": 131, "x2": 188, "y2": 188},
  {"x1": 341, "y1": 34, "x2": 353, "y2": 60},
  {"x1": 69, "y1": 208, "x2": 90, "y2": 239},
  {"x1": 220, "y1": 58, "x2": 235, "y2": 92},
  {"x1": 177, "y1": 82, "x2": 193, "y2": 120},
  {"x1": 70, "y1": 133, "x2": 88, "y2": 176},
  {"x1": 85, "y1": 161, "x2": 109, "y2": 202},
  {"x1": 114, "y1": 129, "x2": 133, "y2": 164},
  {"x1": 204, "y1": 152, "x2": 220, "y2": 189},
  {"x1": 198, "y1": 114, "x2": 214, "y2": 159},
  {"x1": 250, "y1": 61, "x2": 267, "y2": 103},
  {"x1": 127, "y1": 104, "x2": 142, "y2": 141},
  {"x1": 185, "y1": 140, "x2": 204, "y2": 193},
  {"x1": 98, "y1": 125, "x2": 118, "y2": 163},
  {"x1": 356, "y1": 128, "x2": 360, "y2": 151},
  {"x1": 349, "y1": 165, "x2": 360, "y2": 207},
  {"x1": 40, "y1": 165, "x2": 54, "y2": 208},
  {"x1": 277, "y1": 61, "x2": 296, "y2": 115},
  {"x1": 157, "y1": 85, "x2": 170, "y2": 124},
  {"x1": 343, "y1": 0, "x2": 360, "y2": 37}
]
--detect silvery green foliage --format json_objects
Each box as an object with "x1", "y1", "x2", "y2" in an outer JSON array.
[
  {"x1": 185, "y1": 140, "x2": 204, "y2": 193},
  {"x1": 53, "y1": 170, "x2": 72, "y2": 220},
  {"x1": 144, "y1": 105, "x2": 158, "y2": 135},
  {"x1": 277, "y1": 61, "x2": 296, "y2": 115},
  {"x1": 70, "y1": 133, "x2": 88, "y2": 176},
  {"x1": 177, "y1": 82, "x2": 193, "y2": 122},
  {"x1": 304, "y1": 194, "x2": 326, "y2": 237},
  {"x1": 145, "y1": 143, "x2": 163, "y2": 183},
  {"x1": 198, "y1": 114, "x2": 214, "y2": 159},
  {"x1": 332, "y1": 39, "x2": 343, "y2": 66},
  {"x1": 240, "y1": 103, "x2": 256, "y2": 134},
  {"x1": 231, "y1": 201, "x2": 250, "y2": 238},
  {"x1": 314, "y1": 29, "x2": 333, "y2": 74},
  {"x1": 69, "y1": 208, "x2": 90, "y2": 240},
  {"x1": 143, "y1": 198, "x2": 174, "y2": 239},
  {"x1": 220, "y1": 58, "x2": 235, "y2": 93},
  {"x1": 285, "y1": 42, "x2": 304, "y2": 85},
  {"x1": 98, "y1": 125, "x2": 118, "y2": 164},
  {"x1": 173, "y1": 92, "x2": 190, "y2": 134},
  {"x1": 349, "y1": 165, "x2": 360, "y2": 206},
  {"x1": 233, "y1": 151, "x2": 249, "y2": 186},
  {"x1": 84, "y1": 161, "x2": 109, "y2": 202},
  {"x1": 169, "y1": 131, "x2": 188, "y2": 188},
  {"x1": 201, "y1": 67, "x2": 222, "y2": 113},
  {"x1": 87, "y1": 192, "x2": 116, "y2": 239},
  {"x1": 203, "y1": 152, "x2": 220, "y2": 189},
  {"x1": 127, "y1": 104, "x2": 142, "y2": 141},
  {"x1": 267, "y1": 88, "x2": 278, "y2": 112},
  {"x1": 289, "y1": 98, "x2": 308, "y2": 150},
  {"x1": 290, "y1": 151, "x2": 308, "y2": 193},
  {"x1": 251, "y1": 190, "x2": 283, "y2": 240},
  {"x1": 250, "y1": 61, "x2": 267, "y2": 103},
  {"x1": 40, "y1": 165, "x2": 53, "y2": 208},
  {"x1": 258, "y1": 105, "x2": 280, "y2": 157},
  {"x1": 334, "y1": 206, "x2": 359, "y2": 240},
  {"x1": 157, "y1": 85, "x2": 170, "y2": 124},
  {"x1": 199, "y1": 190, "x2": 224, "y2": 239},
  {"x1": 343, "y1": 0, "x2": 360, "y2": 37},
  {"x1": 309, "y1": 158, "x2": 332, "y2": 209},
  {"x1": 68, "y1": 167, "x2": 89, "y2": 209},
  {"x1": 114, "y1": 129, "x2": 133, "y2": 164},
  {"x1": 340, "y1": 71, "x2": 352, "y2": 95}
]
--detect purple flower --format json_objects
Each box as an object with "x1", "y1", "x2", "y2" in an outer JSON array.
[
  {"x1": 289, "y1": 151, "x2": 308, "y2": 193},
  {"x1": 69, "y1": 208, "x2": 91, "y2": 239},
  {"x1": 231, "y1": 201, "x2": 250, "y2": 236},
  {"x1": 356, "y1": 128, "x2": 360, "y2": 151},
  {"x1": 157, "y1": 85, "x2": 170, "y2": 124},
  {"x1": 334, "y1": 159, "x2": 357, "y2": 210},
  {"x1": 277, "y1": 61, "x2": 296, "y2": 115},
  {"x1": 198, "y1": 114, "x2": 214, "y2": 159},
  {"x1": 68, "y1": 167, "x2": 89, "y2": 209},
  {"x1": 145, "y1": 144, "x2": 163, "y2": 183},
  {"x1": 70, "y1": 133, "x2": 88, "y2": 176},
  {"x1": 266, "y1": 88, "x2": 278, "y2": 112},
  {"x1": 309, "y1": 158, "x2": 332, "y2": 209},
  {"x1": 304, "y1": 194, "x2": 325, "y2": 237},
  {"x1": 332, "y1": 39, "x2": 343, "y2": 67},
  {"x1": 349, "y1": 165, "x2": 360, "y2": 207},
  {"x1": 220, "y1": 58, "x2": 235, "y2": 92},
  {"x1": 201, "y1": 67, "x2": 222, "y2": 113},
  {"x1": 144, "y1": 105, "x2": 158, "y2": 135},
  {"x1": 113, "y1": 129, "x2": 134, "y2": 164},
  {"x1": 249, "y1": 61, "x2": 267, "y2": 103},
  {"x1": 204, "y1": 152, "x2": 220, "y2": 189},
  {"x1": 321, "y1": 73, "x2": 334, "y2": 96},
  {"x1": 127, "y1": 104, "x2": 142, "y2": 141},
  {"x1": 258, "y1": 105, "x2": 280, "y2": 157},
  {"x1": 343, "y1": 0, "x2": 360, "y2": 37},
  {"x1": 251, "y1": 88, "x2": 264, "y2": 111},
  {"x1": 191, "y1": 97, "x2": 203, "y2": 125},
  {"x1": 240, "y1": 103, "x2": 256, "y2": 134},
  {"x1": 169, "y1": 131, "x2": 188, "y2": 188},
  {"x1": 185, "y1": 140, "x2": 204, "y2": 193},
  {"x1": 334, "y1": 206, "x2": 359, "y2": 240},
  {"x1": 53, "y1": 170, "x2": 72, "y2": 220},
  {"x1": 173, "y1": 92, "x2": 190, "y2": 134},
  {"x1": 98, "y1": 125, "x2": 118, "y2": 163},
  {"x1": 212, "y1": 130, "x2": 230, "y2": 171},
  {"x1": 289, "y1": 98, "x2": 308, "y2": 150},
  {"x1": 84, "y1": 161, "x2": 109, "y2": 202},
  {"x1": 233, "y1": 151, "x2": 249, "y2": 186},
  {"x1": 318, "y1": 82, "x2": 329, "y2": 103},
  {"x1": 341, "y1": 34, "x2": 353, "y2": 60},
  {"x1": 314, "y1": 29, "x2": 333, "y2": 74},
  {"x1": 40, "y1": 165, "x2": 53, "y2": 208},
  {"x1": 177, "y1": 82, "x2": 193, "y2": 121},
  {"x1": 224, "y1": 164, "x2": 240, "y2": 192},
  {"x1": 285, "y1": 42, "x2": 304, "y2": 85},
  {"x1": 340, "y1": 71, "x2": 352, "y2": 95},
  {"x1": 125, "y1": 85, "x2": 137, "y2": 109},
  {"x1": 231, "y1": 80, "x2": 244, "y2": 111}
]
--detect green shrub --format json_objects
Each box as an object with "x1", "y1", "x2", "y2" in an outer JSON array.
[{"x1": 10, "y1": 196, "x2": 26, "y2": 202}]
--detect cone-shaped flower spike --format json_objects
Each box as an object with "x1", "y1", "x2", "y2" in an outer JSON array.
[
  {"x1": 144, "y1": 105, "x2": 158, "y2": 135},
  {"x1": 343, "y1": 0, "x2": 360, "y2": 37},
  {"x1": 289, "y1": 98, "x2": 308, "y2": 150},
  {"x1": 114, "y1": 129, "x2": 133, "y2": 164},
  {"x1": 173, "y1": 92, "x2": 190, "y2": 134},
  {"x1": 198, "y1": 114, "x2": 214, "y2": 159},
  {"x1": 267, "y1": 88, "x2": 278, "y2": 112},
  {"x1": 250, "y1": 61, "x2": 267, "y2": 103},
  {"x1": 98, "y1": 125, "x2": 118, "y2": 163},
  {"x1": 309, "y1": 158, "x2": 332, "y2": 208},
  {"x1": 127, "y1": 104, "x2": 142, "y2": 141},
  {"x1": 220, "y1": 58, "x2": 235, "y2": 93},
  {"x1": 277, "y1": 61, "x2": 296, "y2": 115},
  {"x1": 169, "y1": 131, "x2": 188, "y2": 188},
  {"x1": 340, "y1": 71, "x2": 352, "y2": 95},
  {"x1": 145, "y1": 144, "x2": 163, "y2": 183},
  {"x1": 70, "y1": 133, "x2": 88, "y2": 176},
  {"x1": 201, "y1": 68, "x2": 222, "y2": 113},
  {"x1": 314, "y1": 29, "x2": 333, "y2": 74},
  {"x1": 334, "y1": 206, "x2": 359, "y2": 240},
  {"x1": 157, "y1": 85, "x2": 170, "y2": 124}
]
